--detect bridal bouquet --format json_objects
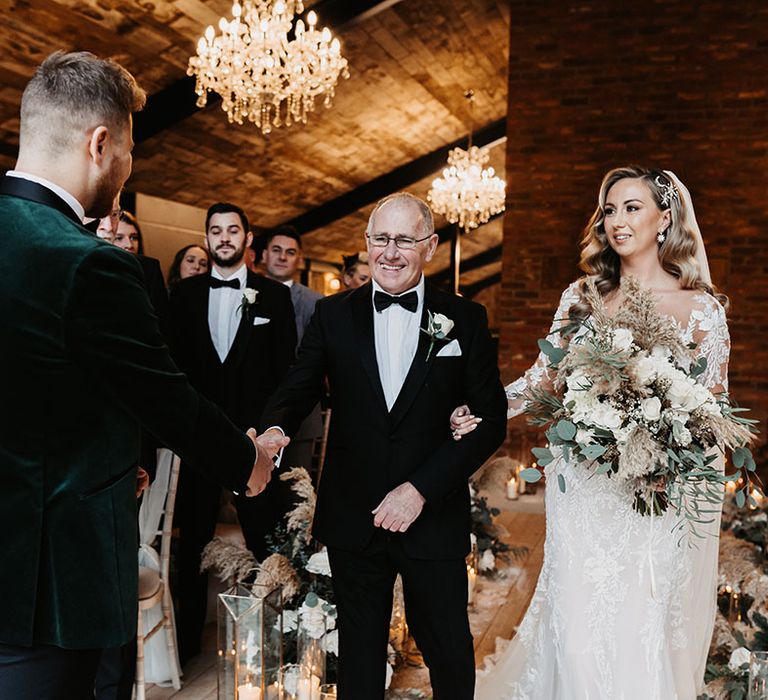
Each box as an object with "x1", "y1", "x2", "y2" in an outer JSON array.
[{"x1": 518, "y1": 278, "x2": 758, "y2": 535}]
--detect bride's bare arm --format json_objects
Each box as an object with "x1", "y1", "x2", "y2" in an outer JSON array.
[{"x1": 450, "y1": 282, "x2": 582, "y2": 439}]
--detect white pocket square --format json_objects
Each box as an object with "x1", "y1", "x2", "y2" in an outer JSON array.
[
  {"x1": 436, "y1": 338, "x2": 462, "y2": 357},
  {"x1": 252, "y1": 316, "x2": 271, "y2": 326}
]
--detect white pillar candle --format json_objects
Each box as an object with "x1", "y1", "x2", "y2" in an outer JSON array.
[
  {"x1": 238, "y1": 681, "x2": 262, "y2": 700},
  {"x1": 467, "y1": 565, "x2": 477, "y2": 605},
  {"x1": 506, "y1": 476, "x2": 519, "y2": 500}
]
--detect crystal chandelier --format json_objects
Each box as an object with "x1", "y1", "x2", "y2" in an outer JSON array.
[
  {"x1": 428, "y1": 91, "x2": 505, "y2": 232},
  {"x1": 187, "y1": 1, "x2": 349, "y2": 134}
]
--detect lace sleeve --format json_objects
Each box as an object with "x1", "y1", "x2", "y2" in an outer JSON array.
[
  {"x1": 505, "y1": 281, "x2": 582, "y2": 419},
  {"x1": 689, "y1": 294, "x2": 730, "y2": 394}
]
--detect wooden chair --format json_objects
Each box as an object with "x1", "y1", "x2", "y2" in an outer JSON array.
[{"x1": 135, "y1": 451, "x2": 182, "y2": 700}]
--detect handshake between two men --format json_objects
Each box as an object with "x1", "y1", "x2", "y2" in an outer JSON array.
[{"x1": 244, "y1": 428, "x2": 291, "y2": 497}]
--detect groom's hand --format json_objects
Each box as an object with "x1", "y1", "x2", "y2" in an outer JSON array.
[
  {"x1": 372, "y1": 482, "x2": 426, "y2": 533},
  {"x1": 244, "y1": 428, "x2": 290, "y2": 497}
]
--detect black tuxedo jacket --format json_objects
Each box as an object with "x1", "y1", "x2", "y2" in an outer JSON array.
[
  {"x1": 168, "y1": 271, "x2": 297, "y2": 430},
  {"x1": 261, "y1": 283, "x2": 507, "y2": 559}
]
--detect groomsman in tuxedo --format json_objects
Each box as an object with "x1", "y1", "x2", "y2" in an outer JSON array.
[
  {"x1": 0, "y1": 51, "x2": 284, "y2": 700},
  {"x1": 168, "y1": 203, "x2": 297, "y2": 662},
  {"x1": 262, "y1": 225, "x2": 324, "y2": 475},
  {"x1": 260, "y1": 193, "x2": 508, "y2": 699}
]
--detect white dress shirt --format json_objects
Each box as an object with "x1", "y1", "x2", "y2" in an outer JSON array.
[
  {"x1": 208, "y1": 264, "x2": 248, "y2": 362},
  {"x1": 372, "y1": 276, "x2": 425, "y2": 410},
  {"x1": 6, "y1": 170, "x2": 86, "y2": 223}
]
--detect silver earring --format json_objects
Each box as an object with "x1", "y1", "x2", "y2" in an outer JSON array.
[{"x1": 657, "y1": 230, "x2": 666, "y2": 244}]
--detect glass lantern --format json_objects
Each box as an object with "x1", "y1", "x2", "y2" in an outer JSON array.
[{"x1": 217, "y1": 581, "x2": 282, "y2": 700}]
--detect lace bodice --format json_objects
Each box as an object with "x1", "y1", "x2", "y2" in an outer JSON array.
[{"x1": 504, "y1": 280, "x2": 731, "y2": 418}]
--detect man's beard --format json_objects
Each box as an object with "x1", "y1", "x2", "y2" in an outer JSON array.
[
  {"x1": 209, "y1": 241, "x2": 246, "y2": 268},
  {"x1": 85, "y1": 165, "x2": 124, "y2": 219}
]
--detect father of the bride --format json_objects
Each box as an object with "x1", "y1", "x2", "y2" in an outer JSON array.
[
  {"x1": 260, "y1": 193, "x2": 507, "y2": 699},
  {"x1": 0, "y1": 51, "x2": 285, "y2": 699}
]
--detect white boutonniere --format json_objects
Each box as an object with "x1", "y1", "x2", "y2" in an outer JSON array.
[
  {"x1": 421, "y1": 310, "x2": 454, "y2": 360},
  {"x1": 238, "y1": 287, "x2": 258, "y2": 319}
]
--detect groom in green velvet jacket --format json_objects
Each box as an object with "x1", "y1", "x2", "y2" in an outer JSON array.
[{"x1": 0, "y1": 51, "x2": 287, "y2": 699}]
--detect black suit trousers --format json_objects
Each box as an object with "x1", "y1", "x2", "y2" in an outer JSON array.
[
  {"x1": 0, "y1": 643, "x2": 102, "y2": 700},
  {"x1": 175, "y1": 463, "x2": 294, "y2": 661},
  {"x1": 327, "y1": 533, "x2": 474, "y2": 700}
]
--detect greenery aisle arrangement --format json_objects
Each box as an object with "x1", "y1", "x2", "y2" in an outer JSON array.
[{"x1": 517, "y1": 277, "x2": 758, "y2": 538}]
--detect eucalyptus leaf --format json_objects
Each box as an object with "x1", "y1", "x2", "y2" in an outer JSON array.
[
  {"x1": 531, "y1": 446, "x2": 554, "y2": 466},
  {"x1": 595, "y1": 462, "x2": 612, "y2": 474},
  {"x1": 556, "y1": 419, "x2": 577, "y2": 441},
  {"x1": 519, "y1": 468, "x2": 542, "y2": 483},
  {"x1": 581, "y1": 443, "x2": 607, "y2": 460},
  {"x1": 736, "y1": 490, "x2": 746, "y2": 508},
  {"x1": 732, "y1": 447, "x2": 748, "y2": 469},
  {"x1": 558, "y1": 473, "x2": 566, "y2": 493}
]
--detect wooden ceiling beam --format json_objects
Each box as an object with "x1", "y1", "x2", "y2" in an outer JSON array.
[
  {"x1": 427, "y1": 244, "x2": 502, "y2": 285},
  {"x1": 133, "y1": 0, "x2": 405, "y2": 144},
  {"x1": 289, "y1": 119, "x2": 506, "y2": 235},
  {"x1": 462, "y1": 271, "x2": 501, "y2": 298}
]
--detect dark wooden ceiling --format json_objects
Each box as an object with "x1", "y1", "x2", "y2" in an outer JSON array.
[{"x1": 1, "y1": 0, "x2": 509, "y2": 285}]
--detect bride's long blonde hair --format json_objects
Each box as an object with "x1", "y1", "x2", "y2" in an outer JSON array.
[{"x1": 570, "y1": 165, "x2": 727, "y2": 320}]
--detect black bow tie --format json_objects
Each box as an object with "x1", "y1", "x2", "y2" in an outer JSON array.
[
  {"x1": 209, "y1": 277, "x2": 241, "y2": 290},
  {"x1": 374, "y1": 290, "x2": 418, "y2": 313}
]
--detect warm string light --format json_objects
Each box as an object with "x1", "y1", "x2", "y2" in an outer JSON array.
[{"x1": 187, "y1": 0, "x2": 349, "y2": 133}]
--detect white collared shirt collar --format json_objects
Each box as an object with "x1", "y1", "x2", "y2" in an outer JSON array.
[
  {"x1": 211, "y1": 263, "x2": 248, "y2": 287},
  {"x1": 371, "y1": 275, "x2": 425, "y2": 312},
  {"x1": 283, "y1": 279, "x2": 294, "y2": 288},
  {"x1": 6, "y1": 170, "x2": 86, "y2": 223}
]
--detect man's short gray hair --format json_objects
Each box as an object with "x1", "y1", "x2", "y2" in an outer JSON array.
[
  {"x1": 20, "y1": 50, "x2": 146, "y2": 153},
  {"x1": 366, "y1": 192, "x2": 435, "y2": 237}
]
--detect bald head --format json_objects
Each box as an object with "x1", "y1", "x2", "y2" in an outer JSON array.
[{"x1": 366, "y1": 192, "x2": 434, "y2": 239}]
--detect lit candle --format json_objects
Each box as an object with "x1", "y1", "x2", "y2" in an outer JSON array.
[
  {"x1": 507, "y1": 475, "x2": 519, "y2": 500},
  {"x1": 725, "y1": 480, "x2": 737, "y2": 495},
  {"x1": 238, "y1": 681, "x2": 262, "y2": 700},
  {"x1": 467, "y1": 565, "x2": 477, "y2": 605},
  {"x1": 297, "y1": 675, "x2": 321, "y2": 700}
]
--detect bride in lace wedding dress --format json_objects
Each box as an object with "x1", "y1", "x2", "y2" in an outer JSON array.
[{"x1": 453, "y1": 167, "x2": 731, "y2": 699}]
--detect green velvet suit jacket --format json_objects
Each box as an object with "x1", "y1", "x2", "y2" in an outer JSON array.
[{"x1": 0, "y1": 183, "x2": 255, "y2": 650}]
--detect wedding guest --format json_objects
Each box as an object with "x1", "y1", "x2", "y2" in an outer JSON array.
[
  {"x1": 262, "y1": 225, "x2": 324, "y2": 477},
  {"x1": 262, "y1": 225, "x2": 322, "y2": 345},
  {"x1": 0, "y1": 50, "x2": 284, "y2": 700},
  {"x1": 169, "y1": 202, "x2": 297, "y2": 664},
  {"x1": 167, "y1": 244, "x2": 209, "y2": 288},
  {"x1": 114, "y1": 210, "x2": 143, "y2": 254},
  {"x1": 94, "y1": 200, "x2": 121, "y2": 243},
  {"x1": 342, "y1": 251, "x2": 370, "y2": 289}
]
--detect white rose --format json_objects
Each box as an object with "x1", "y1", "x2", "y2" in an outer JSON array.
[
  {"x1": 612, "y1": 328, "x2": 634, "y2": 352},
  {"x1": 325, "y1": 629, "x2": 339, "y2": 656},
  {"x1": 575, "y1": 428, "x2": 593, "y2": 444},
  {"x1": 592, "y1": 401, "x2": 623, "y2": 430},
  {"x1": 432, "y1": 313, "x2": 454, "y2": 338},
  {"x1": 281, "y1": 609, "x2": 298, "y2": 633},
  {"x1": 667, "y1": 377, "x2": 699, "y2": 412},
  {"x1": 478, "y1": 549, "x2": 496, "y2": 572},
  {"x1": 299, "y1": 596, "x2": 331, "y2": 639},
  {"x1": 673, "y1": 424, "x2": 692, "y2": 447},
  {"x1": 641, "y1": 397, "x2": 662, "y2": 422},
  {"x1": 243, "y1": 288, "x2": 258, "y2": 304},
  {"x1": 633, "y1": 356, "x2": 657, "y2": 385},
  {"x1": 651, "y1": 345, "x2": 672, "y2": 360},
  {"x1": 305, "y1": 548, "x2": 332, "y2": 577},
  {"x1": 728, "y1": 646, "x2": 751, "y2": 671}
]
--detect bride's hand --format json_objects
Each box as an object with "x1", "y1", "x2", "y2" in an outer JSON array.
[{"x1": 449, "y1": 405, "x2": 482, "y2": 441}]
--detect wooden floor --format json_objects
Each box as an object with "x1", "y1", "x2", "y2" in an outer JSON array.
[{"x1": 146, "y1": 493, "x2": 546, "y2": 699}]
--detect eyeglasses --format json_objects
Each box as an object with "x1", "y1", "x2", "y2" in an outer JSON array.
[{"x1": 367, "y1": 233, "x2": 432, "y2": 250}]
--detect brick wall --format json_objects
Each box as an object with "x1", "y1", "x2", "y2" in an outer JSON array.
[{"x1": 498, "y1": 0, "x2": 768, "y2": 464}]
